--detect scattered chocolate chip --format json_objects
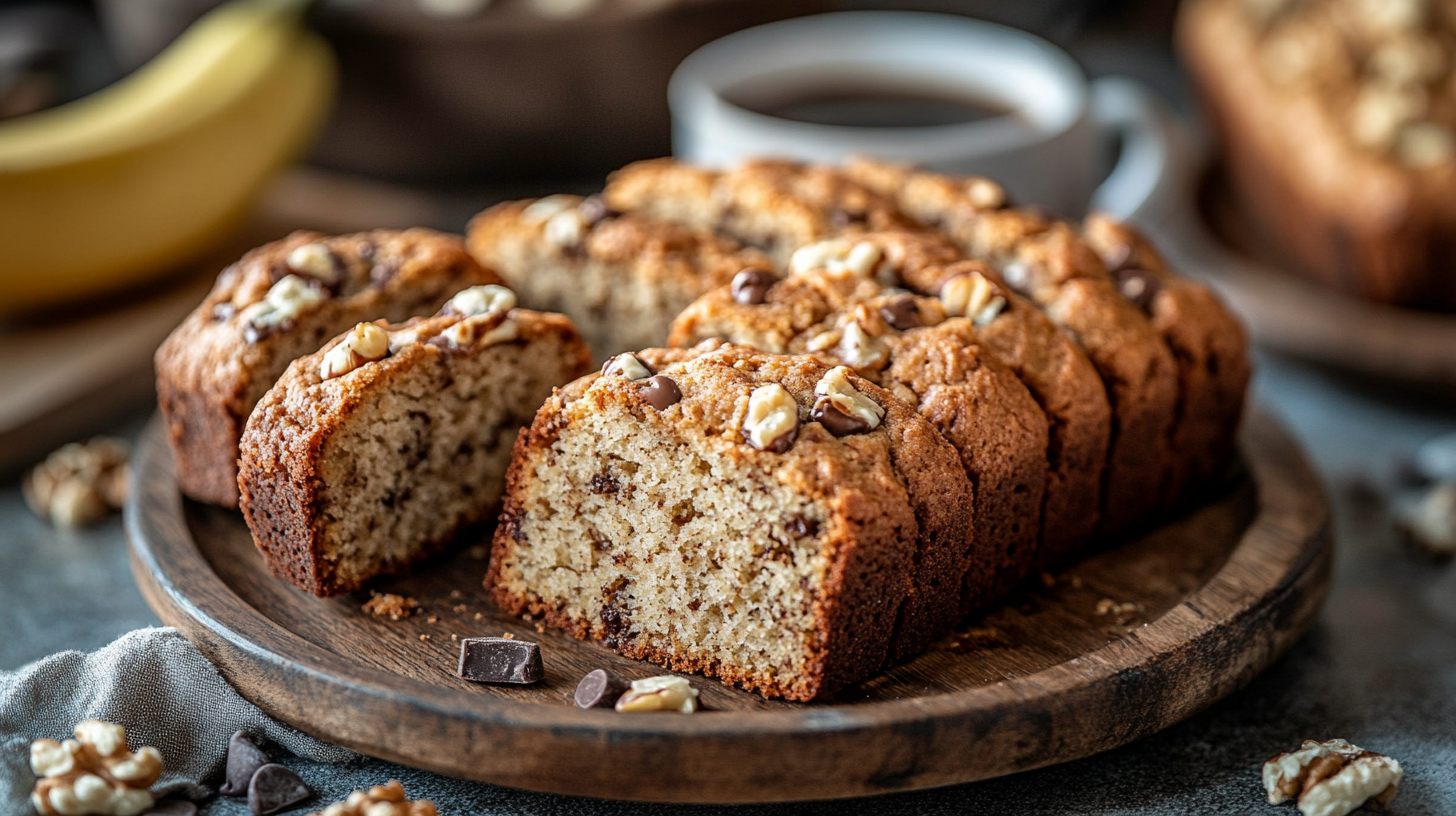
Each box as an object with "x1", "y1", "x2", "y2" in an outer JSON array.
[
  {"x1": 730, "y1": 267, "x2": 777, "y2": 306},
  {"x1": 640, "y1": 375, "x2": 682, "y2": 410},
  {"x1": 588, "y1": 472, "x2": 619, "y2": 494},
  {"x1": 219, "y1": 731, "x2": 270, "y2": 797},
  {"x1": 574, "y1": 668, "x2": 630, "y2": 709},
  {"x1": 577, "y1": 195, "x2": 619, "y2": 225},
  {"x1": 1113, "y1": 268, "x2": 1159, "y2": 312},
  {"x1": 812, "y1": 397, "x2": 871, "y2": 437},
  {"x1": 878, "y1": 296, "x2": 921, "y2": 331},
  {"x1": 143, "y1": 801, "x2": 197, "y2": 816},
  {"x1": 212, "y1": 302, "x2": 236, "y2": 322},
  {"x1": 247, "y1": 764, "x2": 310, "y2": 816},
  {"x1": 458, "y1": 637, "x2": 544, "y2": 684}
]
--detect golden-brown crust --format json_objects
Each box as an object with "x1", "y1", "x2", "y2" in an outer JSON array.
[
  {"x1": 240, "y1": 308, "x2": 590, "y2": 597},
  {"x1": 487, "y1": 344, "x2": 972, "y2": 697},
  {"x1": 156, "y1": 229, "x2": 500, "y2": 506},
  {"x1": 465, "y1": 196, "x2": 770, "y2": 360},
  {"x1": 1082, "y1": 214, "x2": 1251, "y2": 509},
  {"x1": 1178, "y1": 0, "x2": 1456, "y2": 309}
]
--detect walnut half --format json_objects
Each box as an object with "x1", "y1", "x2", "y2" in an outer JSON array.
[
  {"x1": 1263, "y1": 738, "x2": 1401, "y2": 816},
  {"x1": 312, "y1": 780, "x2": 436, "y2": 816},
  {"x1": 30, "y1": 720, "x2": 163, "y2": 816}
]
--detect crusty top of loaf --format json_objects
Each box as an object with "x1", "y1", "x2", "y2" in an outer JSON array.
[
  {"x1": 158, "y1": 229, "x2": 501, "y2": 423},
  {"x1": 466, "y1": 195, "x2": 770, "y2": 292}
]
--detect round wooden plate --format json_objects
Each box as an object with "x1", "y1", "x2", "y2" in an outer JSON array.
[{"x1": 126, "y1": 408, "x2": 1329, "y2": 803}]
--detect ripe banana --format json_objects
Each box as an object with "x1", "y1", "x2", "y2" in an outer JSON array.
[{"x1": 0, "y1": 0, "x2": 336, "y2": 314}]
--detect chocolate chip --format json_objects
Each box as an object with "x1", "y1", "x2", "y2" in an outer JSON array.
[
  {"x1": 589, "y1": 472, "x2": 619, "y2": 494},
  {"x1": 730, "y1": 268, "x2": 777, "y2": 306},
  {"x1": 143, "y1": 800, "x2": 198, "y2": 816},
  {"x1": 784, "y1": 514, "x2": 819, "y2": 539},
  {"x1": 574, "y1": 668, "x2": 630, "y2": 709},
  {"x1": 812, "y1": 397, "x2": 871, "y2": 437},
  {"x1": 640, "y1": 375, "x2": 682, "y2": 410},
  {"x1": 219, "y1": 731, "x2": 270, "y2": 797},
  {"x1": 212, "y1": 302, "x2": 236, "y2": 322},
  {"x1": 458, "y1": 637, "x2": 544, "y2": 684},
  {"x1": 878, "y1": 296, "x2": 921, "y2": 331},
  {"x1": 1114, "y1": 268, "x2": 1159, "y2": 312},
  {"x1": 577, "y1": 195, "x2": 618, "y2": 225},
  {"x1": 247, "y1": 764, "x2": 309, "y2": 816}
]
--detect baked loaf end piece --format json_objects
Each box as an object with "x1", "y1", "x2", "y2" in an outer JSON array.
[
  {"x1": 603, "y1": 158, "x2": 918, "y2": 267},
  {"x1": 487, "y1": 344, "x2": 972, "y2": 699},
  {"x1": 1082, "y1": 214, "x2": 1251, "y2": 508},
  {"x1": 156, "y1": 229, "x2": 500, "y2": 506},
  {"x1": 669, "y1": 269, "x2": 1049, "y2": 609},
  {"x1": 239, "y1": 286, "x2": 590, "y2": 597},
  {"x1": 1179, "y1": 0, "x2": 1456, "y2": 309},
  {"x1": 466, "y1": 194, "x2": 770, "y2": 362}
]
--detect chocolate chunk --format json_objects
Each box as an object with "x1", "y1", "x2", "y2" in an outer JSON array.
[
  {"x1": 730, "y1": 268, "x2": 777, "y2": 306},
  {"x1": 219, "y1": 731, "x2": 269, "y2": 796},
  {"x1": 574, "y1": 668, "x2": 630, "y2": 709},
  {"x1": 458, "y1": 637, "x2": 544, "y2": 684},
  {"x1": 812, "y1": 397, "x2": 871, "y2": 437},
  {"x1": 1114, "y1": 268, "x2": 1159, "y2": 312},
  {"x1": 640, "y1": 375, "x2": 682, "y2": 410},
  {"x1": 247, "y1": 764, "x2": 309, "y2": 816},
  {"x1": 143, "y1": 801, "x2": 198, "y2": 816},
  {"x1": 783, "y1": 514, "x2": 819, "y2": 539},
  {"x1": 577, "y1": 195, "x2": 619, "y2": 225},
  {"x1": 878, "y1": 296, "x2": 921, "y2": 331}
]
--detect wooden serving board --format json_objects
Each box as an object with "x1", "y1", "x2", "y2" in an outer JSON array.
[{"x1": 126, "y1": 407, "x2": 1330, "y2": 803}]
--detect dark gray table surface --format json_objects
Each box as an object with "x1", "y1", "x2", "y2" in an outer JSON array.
[{"x1": 4, "y1": 352, "x2": 1455, "y2": 815}]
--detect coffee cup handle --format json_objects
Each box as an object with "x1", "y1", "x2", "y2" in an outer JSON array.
[{"x1": 1087, "y1": 76, "x2": 1192, "y2": 221}]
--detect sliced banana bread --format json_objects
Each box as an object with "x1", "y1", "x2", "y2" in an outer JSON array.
[
  {"x1": 487, "y1": 344, "x2": 972, "y2": 699},
  {"x1": 239, "y1": 285, "x2": 590, "y2": 597},
  {"x1": 465, "y1": 194, "x2": 770, "y2": 362},
  {"x1": 156, "y1": 229, "x2": 500, "y2": 506}
]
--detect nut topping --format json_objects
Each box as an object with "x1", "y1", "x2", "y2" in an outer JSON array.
[
  {"x1": 320, "y1": 323, "x2": 390, "y2": 380},
  {"x1": 437, "y1": 316, "x2": 519, "y2": 350},
  {"x1": 615, "y1": 675, "x2": 698, "y2": 713},
  {"x1": 602, "y1": 352, "x2": 654, "y2": 381},
  {"x1": 545, "y1": 208, "x2": 590, "y2": 248},
  {"x1": 444, "y1": 284, "x2": 516, "y2": 318},
  {"x1": 313, "y1": 780, "x2": 436, "y2": 816},
  {"x1": 239, "y1": 275, "x2": 325, "y2": 339},
  {"x1": 789, "y1": 240, "x2": 883, "y2": 278},
  {"x1": 964, "y1": 177, "x2": 1008, "y2": 210},
  {"x1": 742, "y1": 384, "x2": 799, "y2": 452},
  {"x1": 284, "y1": 242, "x2": 341, "y2": 283},
  {"x1": 836, "y1": 321, "x2": 889, "y2": 370},
  {"x1": 730, "y1": 267, "x2": 777, "y2": 305},
  {"x1": 939, "y1": 271, "x2": 1007, "y2": 326},
  {"x1": 1263, "y1": 739, "x2": 1401, "y2": 816},
  {"x1": 521, "y1": 194, "x2": 578, "y2": 225},
  {"x1": 640, "y1": 375, "x2": 682, "y2": 410},
  {"x1": 813, "y1": 366, "x2": 884, "y2": 436},
  {"x1": 30, "y1": 720, "x2": 163, "y2": 816}
]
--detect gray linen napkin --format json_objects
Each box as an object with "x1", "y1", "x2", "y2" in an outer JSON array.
[{"x1": 0, "y1": 627, "x2": 355, "y2": 816}]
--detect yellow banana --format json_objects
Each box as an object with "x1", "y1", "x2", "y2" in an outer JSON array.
[{"x1": 0, "y1": 0, "x2": 336, "y2": 314}]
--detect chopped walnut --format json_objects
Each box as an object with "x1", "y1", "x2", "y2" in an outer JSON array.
[
  {"x1": 239, "y1": 275, "x2": 325, "y2": 336},
  {"x1": 30, "y1": 720, "x2": 162, "y2": 816},
  {"x1": 835, "y1": 321, "x2": 889, "y2": 370},
  {"x1": 311, "y1": 780, "x2": 436, "y2": 816},
  {"x1": 616, "y1": 675, "x2": 698, "y2": 713},
  {"x1": 1094, "y1": 598, "x2": 1141, "y2": 625},
  {"x1": 24, "y1": 438, "x2": 130, "y2": 528},
  {"x1": 814, "y1": 366, "x2": 884, "y2": 431},
  {"x1": 1263, "y1": 738, "x2": 1401, "y2": 816},
  {"x1": 363, "y1": 592, "x2": 417, "y2": 621},
  {"x1": 742, "y1": 384, "x2": 800, "y2": 452},
  {"x1": 320, "y1": 323, "x2": 390, "y2": 380},
  {"x1": 1401, "y1": 482, "x2": 1456, "y2": 559},
  {"x1": 939, "y1": 271, "x2": 1007, "y2": 326},
  {"x1": 445, "y1": 284, "x2": 516, "y2": 318},
  {"x1": 788, "y1": 240, "x2": 883, "y2": 278}
]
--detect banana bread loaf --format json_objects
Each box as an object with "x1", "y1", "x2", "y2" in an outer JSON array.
[
  {"x1": 465, "y1": 194, "x2": 770, "y2": 361},
  {"x1": 239, "y1": 285, "x2": 590, "y2": 596},
  {"x1": 156, "y1": 229, "x2": 500, "y2": 506},
  {"x1": 486, "y1": 344, "x2": 973, "y2": 698}
]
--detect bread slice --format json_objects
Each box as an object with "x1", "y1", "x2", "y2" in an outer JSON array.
[
  {"x1": 603, "y1": 158, "x2": 916, "y2": 267},
  {"x1": 465, "y1": 194, "x2": 770, "y2": 362},
  {"x1": 486, "y1": 344, "x2": 972, "y2": 699},
  {"x1": 238, "y1": 286, "x2": 590, "y2": 597},
  {"x1": 1082, "y1": 214, "x2": 1251, "y2": 510},
  {"x1": 156, "y1": 229, "x2": 500, "y2": 506},
  {"x1": 843, "y1": 161, "x2": 1180, "y2": 540},
  {"x1": 669, "y1": 270, "x2": 1049, "y2": 608}
]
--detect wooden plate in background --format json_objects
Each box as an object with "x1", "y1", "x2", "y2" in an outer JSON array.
[{"x1": 126, "y1": 407, "x2": 1329, "y2": 803}]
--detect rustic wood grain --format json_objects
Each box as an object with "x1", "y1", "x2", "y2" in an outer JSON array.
[{"x1": 125, "y1": 406, "x2": 1329, "y2": 803}]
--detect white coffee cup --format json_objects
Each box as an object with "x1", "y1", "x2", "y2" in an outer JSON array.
[{"x1": 669, "y1": 11, "x2": 1165, "y2": 219}]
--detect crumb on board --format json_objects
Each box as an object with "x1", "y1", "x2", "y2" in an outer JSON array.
[
  {"x1": 468, "y1": 545, "x2": 488, "y2": 560},
  {"x1": 419, "y1": 634, "x2": 431, "y2": 642},
  {"x1": 452, "y1": 604, "x2": 467, "y2": 614},
  {"x1": 363, "y1": 592, "x2": 418, "y2": 621},
  {"x1": 426, "y1": 616, "x2": 438, "y2": 624},
  {"x1": 473, "y1": 612, "x2": 483, "y2": 621},
  {"x1": 1094, "y1": 598, "x2": 1141, "y2": 625},
  {"x1": 502, "y1": 632, "x2": 514, "y2": 639},
  {"x1": 449, "y1": 589, "x2": 463, "y2": 599}
]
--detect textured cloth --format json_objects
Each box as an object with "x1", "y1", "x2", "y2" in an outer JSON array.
[{"x1": 0, "y1": 627, "x2": 355, "y2": 816}]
